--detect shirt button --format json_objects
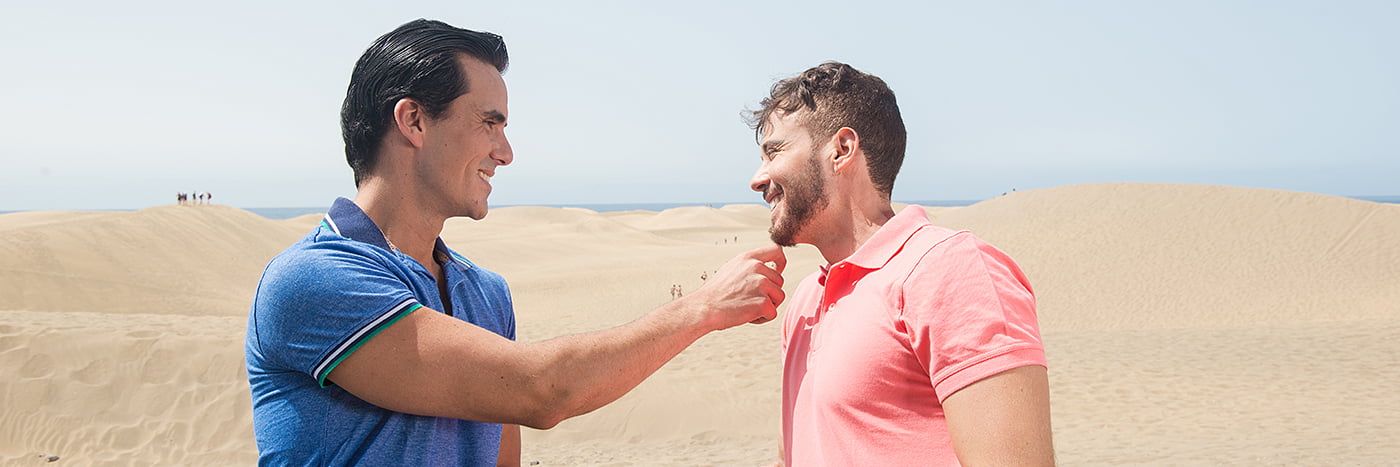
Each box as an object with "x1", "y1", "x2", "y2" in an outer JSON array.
[{"x1": 826, "y1": 304, "x2": 835, "y2": 312}]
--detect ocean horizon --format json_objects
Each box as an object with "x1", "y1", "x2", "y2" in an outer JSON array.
[
  {"x1": 155, "y1": 195, "x2": 1400, "y2": 220},
  {"x1": 3, "y1": 196, "x2": 1397, "y2": 220},
  {"x1": 0, "y1": 200, "x2": 978, "y2": 219},
  {"x1": 239, "y1": 200, "x2": 986, "y2": 220}
]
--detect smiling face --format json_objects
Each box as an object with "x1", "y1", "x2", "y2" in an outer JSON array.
[
  {"x1": 750, "y1": 111, "x2": 831, "y2": 247},
  {"x1": 417, "y1": 56, "x2": 514, "y2": 220}
]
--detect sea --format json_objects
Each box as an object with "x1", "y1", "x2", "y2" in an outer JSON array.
[
  {"x1": 3, "y1": 197, "x2": 1396, "y2": 220},
  {"x1": 240, "y1": 196, "x2": 1400, "y2": 220},
  {"x1": 240, "y1": 200, "x2": 984, "y2": 220}
]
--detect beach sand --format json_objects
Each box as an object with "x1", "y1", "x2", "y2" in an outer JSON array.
[{"x1": 1, "y1": 182, "x2": 1397, "y2": 464}]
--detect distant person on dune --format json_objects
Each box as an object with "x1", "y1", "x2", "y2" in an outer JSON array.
[
  {"x1": 746, "y1": 62, "x2": 1052, "y2": 466},
  {"x1": 245, "y1": 19, "x2": 786, "y2": 466}
]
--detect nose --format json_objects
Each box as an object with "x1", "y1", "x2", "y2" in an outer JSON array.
[
  {"x1": 493, "y1": 130, "x2": 514, "y2": 166},
  {"x1": 749, "y1": 164, "x2": 770, "y2": 194}
]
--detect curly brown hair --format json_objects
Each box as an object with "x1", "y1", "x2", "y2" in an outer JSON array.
[{"x1": 746, "y1": 62, "x2": 907, "y2": 198}]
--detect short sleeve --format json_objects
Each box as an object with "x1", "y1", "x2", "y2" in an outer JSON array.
[
  {"x1": 249, "y1": 242, "x2": 422, "y2": 387},
  {"x1": 899, "y1": 233, "x2": 1046, "y2": 403},
  {"x1": 500, "y1": 282, "x2": 517, "y2": 341},
  {"x1": 477, "y1": 267, "x2": 517, "y2": 341}
]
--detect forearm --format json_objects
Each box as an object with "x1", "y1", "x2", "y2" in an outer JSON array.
[
  {"x1": 332, "y1": 304, "x2": 714, "y2": 430},
  {"x1": 523, "y1": 298, "x2": 713, "y2": 427},
  {"x1": 331, "y1": 245, "x2": 784, "y2": 429}
]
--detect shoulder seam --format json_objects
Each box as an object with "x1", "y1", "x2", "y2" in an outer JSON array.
[{"x1": 894, "y1": 227, "x2": 969, "y2": 316}]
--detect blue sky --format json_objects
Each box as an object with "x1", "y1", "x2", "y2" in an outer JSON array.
[{"x1": 1, "y1": 0, "x2": 1396, "y2": 210}]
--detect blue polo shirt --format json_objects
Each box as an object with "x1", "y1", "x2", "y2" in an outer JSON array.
[{"x1": 245, "y1": 197, "x2": 515, "y2": 466}]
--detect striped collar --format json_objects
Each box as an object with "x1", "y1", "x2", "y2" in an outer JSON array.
[{"x1": 321, "y1": 197, "x2": 472, "y2": 269}]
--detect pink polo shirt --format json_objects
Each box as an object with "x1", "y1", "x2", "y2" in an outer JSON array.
[{"x1": 781, "y1": 206, "x2": 1046, "y2": 466}]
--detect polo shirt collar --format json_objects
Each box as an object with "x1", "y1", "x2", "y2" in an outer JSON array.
[
  {"x1": 321, "y1": 197, "x2": 466, "y2": 268},
  {"x1": 839, "y1": 205, "x2": 931, "y2": 271},
  {"x1": 322, "y1": 197, "x2": 394, "y2": 251}
]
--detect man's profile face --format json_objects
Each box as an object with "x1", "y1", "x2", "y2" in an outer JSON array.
[
  {"x1": 417, "y1": 56, "x2": 514, "y2": 220},
  {"x1": 750, "y1": 112, "x2": 830, "y2": 247}
]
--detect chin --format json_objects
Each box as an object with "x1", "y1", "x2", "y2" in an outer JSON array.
[
  {"x1": 768, "y1": 223, "x2": 802, "y2": 247},
  {"x1": 770, "y1": 236, "x2": 798, "y2": 248},
  {"x1": 459, "y1": 201, "x2": 488, "y2": 220}
]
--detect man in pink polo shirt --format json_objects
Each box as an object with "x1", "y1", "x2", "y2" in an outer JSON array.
[{"x1": 746, "y1": 62, "x2": 1054, "y2": 466}]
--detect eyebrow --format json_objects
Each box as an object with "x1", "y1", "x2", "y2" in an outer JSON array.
[{"x1": 481, "y1": 109, "x2": 507, "y2": 123}]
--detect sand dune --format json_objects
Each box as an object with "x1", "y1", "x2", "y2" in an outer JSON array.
[
  {"x1": 604, "y1": 204, "x2": 766, "y2": 230},
  {"x1": 0, "y1": 205, "x2": 307, "y2": 317},
  {"x1": 282, "y1": 213, "x2": 325, "y2": 230},
  {"x1": 932, "y1": 183, "x2": 1400, "y2": 330},
  {"x1": 479, "y1": 206, "x2": 610, "y2": 225},
  {"x1": 1, "y1": 183, "x2": 1397, "y2": 464},
  {"x1": 0, "y1": 310, "x2": 252, "y2": 464}
]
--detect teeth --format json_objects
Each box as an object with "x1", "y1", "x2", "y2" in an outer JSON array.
[{"x1": 478, "y1": 171, "x2": 492, "y2": 182}]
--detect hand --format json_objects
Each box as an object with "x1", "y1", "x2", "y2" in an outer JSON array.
[{"x1": 689, "y1": 244, "x2": 786, "y2": 330}]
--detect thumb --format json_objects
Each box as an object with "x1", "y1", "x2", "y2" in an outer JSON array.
[{"x1": 750, "y1": 244, "x2": 787, "y2": 274}]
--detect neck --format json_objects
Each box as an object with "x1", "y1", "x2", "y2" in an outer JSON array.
[
  {"x1": 810, "y1": 195, "x2": 897, "y2": 265},
  {"x1": 353, "y1": 179, "x2": 446, "y2": 271}
]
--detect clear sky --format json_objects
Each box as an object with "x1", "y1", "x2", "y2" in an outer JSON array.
[{"x1": 2, "y1": 0, "x2": 1396, "y2": 211}]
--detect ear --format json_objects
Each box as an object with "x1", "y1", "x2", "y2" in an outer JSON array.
[
  {"x1": 392, "y1": 98, "x2": 428, "y2": 149},
  {"x1": 831, "y1": 127, "x2": 861, "y2": 175}
]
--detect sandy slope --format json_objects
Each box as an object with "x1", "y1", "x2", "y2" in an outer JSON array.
[
  {"x1": 933, "y1": 183, "x2": 1400, "y2": 331},
  {"x1": 1, "y1": 183, "x2": 1397, "y2": 465},
  {"x1": 0, "y1": 205, "x2": 306, "y2": 317}
]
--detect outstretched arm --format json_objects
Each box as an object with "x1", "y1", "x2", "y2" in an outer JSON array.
[
  {"x1": 329, "y1": 245, "x2": 787, "y2": 429},
  {"x1": 943, "y1": 365, "x2": 1055, "y2": 466}
]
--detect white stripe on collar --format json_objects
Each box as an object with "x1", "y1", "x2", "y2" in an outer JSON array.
[{"x1": 323, "y1": 214, "x2": 342, "y2": 236}]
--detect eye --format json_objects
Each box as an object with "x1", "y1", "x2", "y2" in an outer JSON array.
[{"x1": 763, "y1": 148, "x2": 780, "y2": 161}]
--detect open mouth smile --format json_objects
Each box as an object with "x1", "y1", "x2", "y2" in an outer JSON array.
[{"x1": 765, "y1": 187, "x2": 783, "y2": 208}]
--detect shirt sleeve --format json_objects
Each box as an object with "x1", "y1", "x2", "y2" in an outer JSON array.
[
  {"x1": 898, "y1": 232, "x2": 1047, "y2": 403},
  {"x1": 250, "y1": 242, "x2": 422, "y2": 387},
  {"x1": 501, "y1": 282, "x2": 517, "y2": 341}
]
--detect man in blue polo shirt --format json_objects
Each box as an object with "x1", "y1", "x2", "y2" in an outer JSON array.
[{"x1": 245, "y1": 20, "x2": 787, "y2": 466}]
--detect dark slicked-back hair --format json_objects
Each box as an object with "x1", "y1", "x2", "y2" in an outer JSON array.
[
  {"x1": 746, "y1": 62, "x2": 906, "y2": 197},
  {"x1": 341, "y1": 19, "x2": 509, "y2": 186}
]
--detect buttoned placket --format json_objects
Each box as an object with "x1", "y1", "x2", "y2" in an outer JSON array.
[
  {"x1": 399, "y1": 248, "x2": 463, "y2": 317},
  {"x1": 821, "y1": 263, "x2": 856, "y2": 314},
  {"x1": 810, "y1": 262, "x2": 857, "y2": 353}
]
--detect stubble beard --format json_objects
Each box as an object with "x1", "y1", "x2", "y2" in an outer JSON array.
[{"x1": 769, "y1": 156, "x2": 829, "y2": 247}]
